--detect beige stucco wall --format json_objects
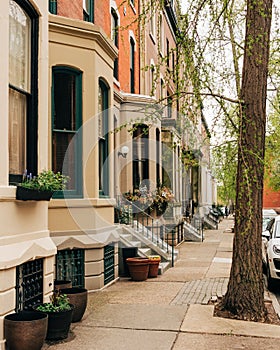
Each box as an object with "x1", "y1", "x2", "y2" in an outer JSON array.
[
  {"x1": 48, "y1": 15, "x2": 118, "y2": 232},
  {"x1": 0, "y1": 1, "x2": 54, "y2": 349},
  {"x1": 48, "y1": 15, "x2": 119, "y2": 291},
  {"x1": 0, "y1": 0, "x2": 54, "y2": 273}
]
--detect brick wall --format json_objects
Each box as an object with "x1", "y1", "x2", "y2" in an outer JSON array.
[
  {"x1": 263, "y1": 183, "x2": 280, "y2": 211},
  {"x1": 58, "y1": 0, "x2": 83, "y2": 20}
]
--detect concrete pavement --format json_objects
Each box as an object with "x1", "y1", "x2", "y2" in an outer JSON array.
[{"x1": 43, "y1": 217, "x2": 280, "y2": 350}]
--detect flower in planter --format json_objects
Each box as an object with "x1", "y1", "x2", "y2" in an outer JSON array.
[
  {"x1": 20, "y1": 170, "x2": 69, "y2": 192},
  {"x1": 34, "y1": 290, "x2": 73, "y2": 341},
  {"x1": 151, "y1": 185, "x2": 174, "y2": 215},
  {"x1": 35, "y1": 290, "x2": 72, "y2": 313},
  {"x1": 16, "y1": 170, "x2": 70, "y2": 200},
  {"x1": 123, "y1": 186, "x2": 153, "y2": 212}
]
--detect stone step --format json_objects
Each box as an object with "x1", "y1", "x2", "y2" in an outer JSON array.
[
  {"x1": 130, "y1": 241, "x2": 142, "y2": 247},
  {"x1": 138, "y1": 248, "x2": 152, "y2": 256},
  {"x1": 158, "y1": 261, "x2": 170, "y2": 275},
  {"x1": 120, "y1": 233, "x2": 134, "y2": 241}
]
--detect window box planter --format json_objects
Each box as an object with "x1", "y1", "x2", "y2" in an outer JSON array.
[
  {"x1": 16, "y1": 186, "x2": 54, "y2": 201},
  {"x1": 15, "y1": 170, "x2": 69, "y2": 201}
]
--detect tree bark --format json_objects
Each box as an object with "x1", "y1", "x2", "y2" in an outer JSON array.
[{"x1": 220, "y1": 0, "x2": 273, "y2": 321}]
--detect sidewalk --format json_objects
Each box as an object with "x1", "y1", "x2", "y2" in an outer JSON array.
[{"x1": 43, "y1": 218, "x2": 280, "y2": 350}]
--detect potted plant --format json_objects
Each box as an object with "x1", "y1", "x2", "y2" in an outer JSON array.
[
  {"x1": 16, "y1": 170, "x2": 69, "y2": 201},
  {"x1": 34, "y1": 290, "x2": 73, "y2": 340},
  {"x1": 151, "y1": 185, "x2": 174, "y2": 216},
  {"x1": 60, "y1": 287, "x2": 88, "y2": 322},
  {"x1": 123, "y1": 186, "x2": 153, "y2": 214},
  {"x1": 126, "y1": 257, "x2": 150, "y2": 281},
  {"x1": 148, "y1": 255, "x2": 161, "y2": 278},
  {"x1": 4, "y1": 310, "x2": 48, "y2": 350}
]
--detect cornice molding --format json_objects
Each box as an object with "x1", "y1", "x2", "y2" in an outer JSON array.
[{"x1": 49, "y1": 14, "x2": 118, "y2": 60}]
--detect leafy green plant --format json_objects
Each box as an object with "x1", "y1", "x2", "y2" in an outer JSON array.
[
  {"x1": 36, "y1": 290, "x2": 71, "y2": 313},
  {"x1": 20, "y1": 170, "x2": 69, "y2": 192}
]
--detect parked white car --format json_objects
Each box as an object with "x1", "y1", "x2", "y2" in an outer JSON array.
[
  {"x1": 262, "y1": 209, "x2": 277, "y2": 231},
  {"x1": 262, "y1": 215, "x2": 280, "y2": 290}
]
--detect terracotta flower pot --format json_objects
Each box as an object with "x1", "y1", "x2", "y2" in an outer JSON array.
[
  {"x1": 60, "y1": 287, "x2": 88, "y2": 322},
  {"x1": 126, "y1": 257, "x2": 150, "y2": 281},
  {"x1": 148, "y1": 256, "x2": 161, "y2": 278},
  {"x1": 4, "y1": 311, "x2": 48, "y2": 350}
]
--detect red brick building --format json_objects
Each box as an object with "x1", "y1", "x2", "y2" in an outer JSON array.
[{"x1": 263, "y1": 183, "x2": 280, "y2": 212}]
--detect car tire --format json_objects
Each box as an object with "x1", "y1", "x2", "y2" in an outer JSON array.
[{"x1": 266, "y1": 263, "x2": 277, "y2": 291}]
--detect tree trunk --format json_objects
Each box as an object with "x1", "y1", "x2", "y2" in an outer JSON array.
[{"x1": 220, "y1": 0, "x2": 273, "y2": 321}]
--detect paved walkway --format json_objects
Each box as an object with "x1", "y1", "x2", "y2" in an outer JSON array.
[
  {"x1": 43, "y1": 217, "x2": 280, "y2": 350},
  {"x1": 171, "y1": 277, "x2": 229, "y2": 305}
]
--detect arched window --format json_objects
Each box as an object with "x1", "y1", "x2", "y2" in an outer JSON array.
[
  {"x1": 150, "y1": 0, "x2": 155, "y2": 37},
  {"x1": 9, "y1": 0, "x2": 38, "y2": 184},
  {"x1": 150, "y1": 63, "x2": 155, "y2": 96},
  {"x1": 156, "y1": 128, "x2": 160, "y2": 186},
  {"x1": 52, "y1": 67, "x2": 83, "y2": 197},
  {"x1": 83, "y1": 0, "x2": 94, "y2": 22},
  {"x1": 133, "y1": 124, "x2": 149, "y2": 190},
  {"x1": 111, "y1": 8, "x2": 119, "y2": 80},
  {"x1": 98, "y1": 79, "x2": 109, "y2": 197},
  {"x1": 49, "y1": 0, "x2": 57, "y2": 14},
  {"x1": 167, "y1": 91, "x2": 172, "y2": 118},
  {"x1": 130, "y1": 37, "x2": 135, "y2": 93}
]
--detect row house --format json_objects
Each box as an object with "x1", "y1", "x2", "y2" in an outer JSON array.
[{"x1": 0, "y1": 0, "x2": 216, "y2": 347}]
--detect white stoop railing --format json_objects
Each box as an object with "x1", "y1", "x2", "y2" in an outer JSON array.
[{"x1": 115, "y1": 200, "x2": 180, "y2": 268}]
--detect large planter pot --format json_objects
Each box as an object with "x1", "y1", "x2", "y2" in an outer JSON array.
[
  {"x1": 54, "y1": 280, "x2": 72, "y2": 290},
  {"x1": 126, "y1": 257, "x2": 150, "y2": 281},
  {"x1": 60, "y1": 287, "x2": 88, "y2": 322},
  {"x1": 16, "y1": 186, "x2": 54, "y2": 201},
  {"x1": 35, "y1": 305, "x2": 74, "y2": 341},
  {"x1": 4, "y1": 311, "x2": 48, "y2": 350},
  {"x1": 148, "y1": 255, "x2": 161, "y2": 278}
]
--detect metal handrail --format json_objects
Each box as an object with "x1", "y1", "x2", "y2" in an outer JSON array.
[{"x1": 115, "y1": 197, "x2": 178, "y2": 266}]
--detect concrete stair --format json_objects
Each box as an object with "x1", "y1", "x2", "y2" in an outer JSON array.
[
  {"x1": 118, "y1": 223, "x2": 178, "y2": 276},
  {"x1": 184, "y1": 222, "x2": 202, "y2": 242},
  {"x1": 204, "y1": 216, "x2": 218, "y2": 230}
]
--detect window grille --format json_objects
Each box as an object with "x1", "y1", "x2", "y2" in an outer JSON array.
[
  {"x1": 56, "y1": 249, "x2": 85, "y2": 288},
  {"x1": 16, "y1": 259, "x2": 43, "y2": 311},
  {"x1": 104, "y1": 245, "x2": 115, "y2": 285}
]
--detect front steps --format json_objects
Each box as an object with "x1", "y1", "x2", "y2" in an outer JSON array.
[
  {"x1": 184, "y1": 221, "x2": 202, "y2": 242},
  {"x1": 117, "y1": 223, "x2": 178, "y2": 276}
]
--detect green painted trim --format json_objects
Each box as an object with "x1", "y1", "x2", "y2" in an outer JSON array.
[
  {"x1": 49, "y1": 0, "x2": 57, "y2": 14},
  {"x1": 51, "y1": 66, "x2": 83, "y2": 198},
  {"x1": 84, "y1": 0, "x2": 94, "y2": 22},
  {"x1": 99, "y1": 79, "x2": 109, "y2": 197}
]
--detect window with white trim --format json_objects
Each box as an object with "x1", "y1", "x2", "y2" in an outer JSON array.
[
  {"x1": 111, "y1": 8, "x2": 119, "y2": 80},
  {"x1": 9, "y1": 0, "x2": 38, "y2": 184},
  {"x1": 130, "y1": 37, "x2": 135, "y2": 93},
  {"x1": 83, "y1": 0, "x2": 94, "y2": 22}
]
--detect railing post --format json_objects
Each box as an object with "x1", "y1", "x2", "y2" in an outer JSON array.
[
  {"x1": 160, "y1": 226, "x2": 164, "y2": 249},
  {"x1": 171, "y1": 228, "x2": 174, "y2": 267},
  {"x1": 202, "y1": 218, "x2": 204, "y2": 242}
]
